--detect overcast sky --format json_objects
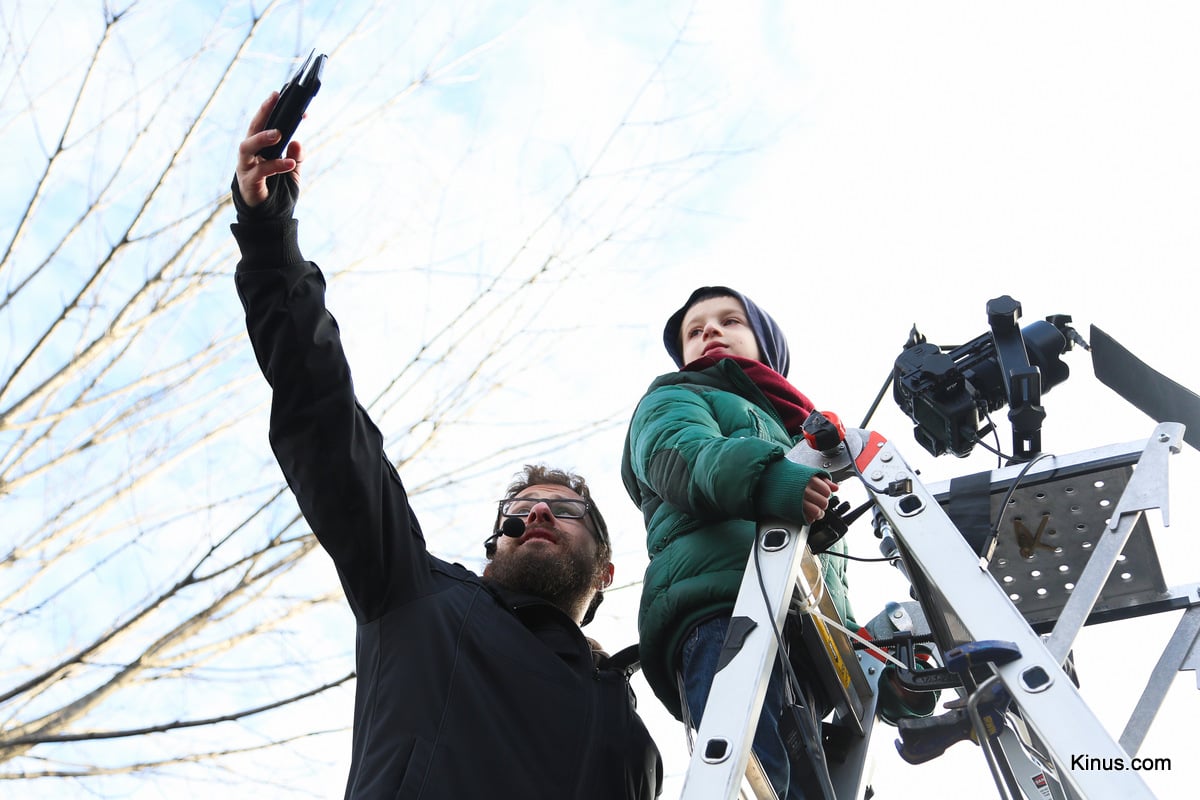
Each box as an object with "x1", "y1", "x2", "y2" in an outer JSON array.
[
  {"x1": 218, "y1": 2, "x2": 1200, "y2": 797},
  {"x1": 7, "y1": 1, "x2": 1200, "y2": 797},
  {"x1": 547, "y1": 4, "x2": 1200, "y2": 797}
]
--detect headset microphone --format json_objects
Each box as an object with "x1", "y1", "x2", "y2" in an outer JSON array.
[{"x1": 484, "y1": 517, "x2": 527, "y2": 558}]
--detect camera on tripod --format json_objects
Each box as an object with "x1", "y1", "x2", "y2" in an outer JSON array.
[{"x1": 892, "y1": 295, "x2": 1077, "y2": 460}]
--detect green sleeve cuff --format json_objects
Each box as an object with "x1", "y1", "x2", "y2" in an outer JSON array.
[{"x1": 753, "y1": 457, "x2": 826, "y2": 526}]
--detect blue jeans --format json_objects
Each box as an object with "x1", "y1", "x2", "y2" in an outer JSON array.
[{"x1": 680, "y1": 616, "x2": 806, "y2": 799}]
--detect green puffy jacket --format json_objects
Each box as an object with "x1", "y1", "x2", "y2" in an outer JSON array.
[{"x1": 622, "y1": 358, "x2": 855, "y2": 718}]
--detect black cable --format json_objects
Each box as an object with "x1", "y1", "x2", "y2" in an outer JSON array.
[
  {"x1": 750, "y1": 424, "x2": 887, "y2": 738},
  {"x1": 859, "y1": 369, "x2": 894, "y2": 429},
  {"x1": 753, "y1": 532, "x2": 811, "y2": 724},
  {"x1": 822, "y1": 550, "x2": 898, "y2": 564},
  {"x1": 982, "y1": 452, "x2": 1054, "y2": 559},
  {"x1": 981, "y1": 408, "x2": 1003, "y2": 467},
  {"x1": 815, "y1": 500, "x2": 897, "y2": 562},
  {"x1": 969, "y1": 432, "x2": 1011, "y2": 462}
]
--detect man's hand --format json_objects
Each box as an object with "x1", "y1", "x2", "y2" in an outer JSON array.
[
  {"x1": 235, "y1": 92, "x2": 302, "y2": 207},
  {"x1": 802, "y1": 475, "x2": 838, "y2": 524}
]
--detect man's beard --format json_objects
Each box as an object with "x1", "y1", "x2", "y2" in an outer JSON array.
[{"x1": 485, "y1": 538, "x2": 601, "y2": 618}]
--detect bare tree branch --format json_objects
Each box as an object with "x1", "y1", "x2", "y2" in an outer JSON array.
[
  {"x1": 0, "y1": 1, "x2": 754, "y2": 793},
  {"x1": 1, "y1": 673, "x2": 353, "y2": 749}
]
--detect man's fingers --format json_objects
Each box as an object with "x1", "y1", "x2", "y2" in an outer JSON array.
[
  {"x1": 246, "y1": 92, "x2": 280, "y2": 137},
  {"x1": 235, "y1": 94, "x2": 298, "y2": 209},
  {"x1": 238, "y1": 129, "x2": 280, "y2": 168},
  {"x1": 235, "y1": 152, "x2": 296, "y2": 208}
]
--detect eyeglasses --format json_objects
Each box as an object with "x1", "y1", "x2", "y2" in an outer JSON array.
[{"x1": 497, "y1": 497, "x2": 590, "y2": 519}]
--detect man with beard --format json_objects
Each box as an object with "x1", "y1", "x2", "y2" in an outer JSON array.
[{"x1": 230, "y1": 93, "x2": 662, "y2": 800}]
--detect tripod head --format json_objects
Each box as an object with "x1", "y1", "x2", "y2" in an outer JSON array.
[{"x1": 892, "y1": 295, "x2": 1076, "y2": 460}]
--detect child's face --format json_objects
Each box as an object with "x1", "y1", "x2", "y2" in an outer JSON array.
[{"x1": 680, "y1": 296, "x2": 762, "y2": 365}]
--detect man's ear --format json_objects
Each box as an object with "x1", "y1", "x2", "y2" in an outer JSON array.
[{"x1": 598, "y1": 562, "x2": 615, "y2": 590}]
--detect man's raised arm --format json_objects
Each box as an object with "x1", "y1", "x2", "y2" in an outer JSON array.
[{"x1": 230, "y1": 94, "x2": 426, "y2": 623}]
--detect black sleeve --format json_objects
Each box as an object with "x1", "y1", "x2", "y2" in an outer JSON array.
[{"x1": 231, "y1": 213, "x2": 428, "y2": 623}]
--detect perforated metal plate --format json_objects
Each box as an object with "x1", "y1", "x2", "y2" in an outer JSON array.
[{"x1": 931, "y1": 440, "x2": 1168, "y2": 626}]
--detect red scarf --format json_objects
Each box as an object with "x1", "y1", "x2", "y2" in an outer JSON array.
[{"x1": 685, "y1": 355, "x2": 814, "y2": 436}]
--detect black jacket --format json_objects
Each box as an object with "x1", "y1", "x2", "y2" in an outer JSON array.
[{"x1": 232, "y1": 214, "x2": 662, "y2": 799}]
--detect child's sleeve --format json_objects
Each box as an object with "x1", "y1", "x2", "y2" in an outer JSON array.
[{"x1": 626, "y1": 384, "x2": 826, "y2": 526}]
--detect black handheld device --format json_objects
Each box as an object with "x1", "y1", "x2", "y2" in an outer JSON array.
[{"x1": 257, "y1": 50, "x2": 327, "y2": 159}]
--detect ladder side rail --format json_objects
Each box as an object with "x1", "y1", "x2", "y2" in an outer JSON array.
[
  {"x1": 969, "y1": 674, "x2": 1039, "y2": 800},
  {"x1": 828, "y1": 653, "x2": 884, "y2": 800},
  {"x1": 865, "y1": 439, "x2": 1158, "y2": 799},
  {"x1": 679, "y1": 520, "x2": 812, "y2": 800}
]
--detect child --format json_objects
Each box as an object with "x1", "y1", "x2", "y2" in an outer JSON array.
[{"x1": 622, "y1": 285, "x2": 854, "y2": 798}]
